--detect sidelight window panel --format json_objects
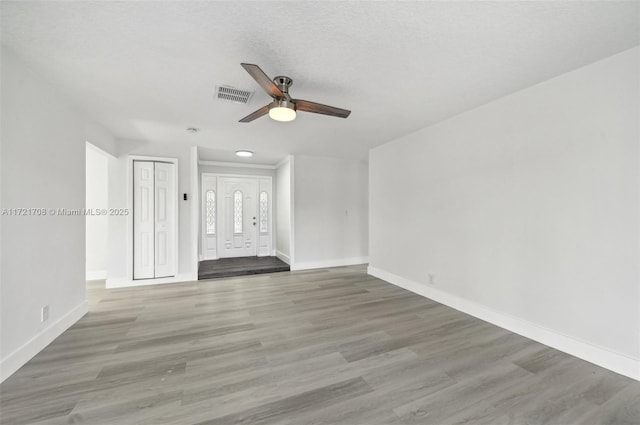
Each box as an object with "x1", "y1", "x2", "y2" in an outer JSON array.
[{"x1": 259, "y1": 191, "x2": 268, "y2": 233}]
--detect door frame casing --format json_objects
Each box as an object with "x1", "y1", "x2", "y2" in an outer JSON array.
[
  {"x1": 127, "y1": 155, "x2": 179, "y2": 282},
  {"x1": 200, "y1": 172, "x2": 273, "y2": 260}
]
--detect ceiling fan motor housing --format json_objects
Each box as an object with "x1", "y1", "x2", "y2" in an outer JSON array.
[
  {"x1": 273, "y1": 76, "x2": 293, "y2": 94},
  {"x1": 270, "y1": 99, "x2": 296, "y2": 111}
]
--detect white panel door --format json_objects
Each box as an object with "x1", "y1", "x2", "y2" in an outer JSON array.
[
  {"x1": 133, "y1": 161, "x2": 155, "y2": 279},
  {"x1": 201, "y1": 174, "x2": 218, "y2": 260},
  {"x1": 154, "y1": 162, "x2": 176, "y2": 278},
  {"x1": 219, "y1": 177, "x2": 257, "y2": 258},
  {"x1": 133, "y1": 160, "x2": 176, "y2": 279}
]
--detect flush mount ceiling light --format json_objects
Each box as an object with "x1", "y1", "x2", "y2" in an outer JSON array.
[
  {"x1": 235, "y1": 150, "x2": 253, "y2": 157},
  {"x1": 268, "y1": 99, "x2": 296, "y2": 122}
]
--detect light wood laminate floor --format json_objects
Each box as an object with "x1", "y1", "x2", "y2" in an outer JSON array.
[{"x1": 1, "y1": 265, "x2": 638, "y2": 424}]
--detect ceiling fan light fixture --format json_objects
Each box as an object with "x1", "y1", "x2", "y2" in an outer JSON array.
[
  {"x1": 238, "y1": 64, "x2": 350, "y2": 123},
  {"x1": 269, "y1": 100, "x2": 296, "y2": 122}
]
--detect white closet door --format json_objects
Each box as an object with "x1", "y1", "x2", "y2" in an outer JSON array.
[
  {"x1": 133, "y1": 161, "x2": 155, "y2": 279},
  {"x1": 133, "y1": 160, "x2": 176, "y2": 279},
  {"x1": 154, "y1": 162, "x2": 176, "y2": 278}
]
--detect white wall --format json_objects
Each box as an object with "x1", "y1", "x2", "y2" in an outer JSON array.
[
  {"x1": 85, "y1": 144, "x2": 109, "y2": 280},
  {"x1": 369, "y1": 47, "x2": 640, "y2": 379},
  {"x1": 0, "y1": 47, "x2": 116, "y2": 382},
  {"x1": 293, "y1": 155, "x2": 368, "y2": 270},
  {"x1": 107, "y1": 140, "x2": 196, "y2": 286},
  {"x1": 275, "y1": 157, "x2": 293, "y2": 263},
  {"x1": 199, "y1": 163, "x2": 275, "y2": 178}
]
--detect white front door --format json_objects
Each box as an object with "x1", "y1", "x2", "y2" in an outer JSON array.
[
  {"x1": 133, "y1": 160, "x2": 176, "y2": 279},
  {"x1": 219, "y1": 177, "x2": 258, "y2": 258}
]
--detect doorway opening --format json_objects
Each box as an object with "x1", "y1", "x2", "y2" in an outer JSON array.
[
  {"x1": 85, "y1": 142, "x2": 110, "y2": 282},
  {"x1": 199, "y1": 173, "x2": 288, "y2": 279}
]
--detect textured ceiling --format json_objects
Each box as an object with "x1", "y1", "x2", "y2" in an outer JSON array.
[{"x1": 2, "y1": 1, "x2": 639, "y2": 163}]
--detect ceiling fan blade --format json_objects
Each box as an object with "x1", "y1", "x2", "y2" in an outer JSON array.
[
  {"x1": 239, "y1": 104, "x2": 270, "y2": 123},
  {"x1": 241, "y1": 63, "x2": 284, "y2": 98},
  {"x1": 292, "y1": 100, "x2": 351, "y2": 118}
]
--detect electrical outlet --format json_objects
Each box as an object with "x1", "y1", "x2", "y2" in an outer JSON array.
[
  {"x1": 428, "y1": 274, "x2": 435, "y2": 285},
  {"x1": 41, "y1": 305, "x2": 49, "y2": 322}
]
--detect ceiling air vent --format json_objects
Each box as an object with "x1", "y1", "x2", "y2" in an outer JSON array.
[{"x1": 215, "y1": 85, "x2": 253, "y2": 104}]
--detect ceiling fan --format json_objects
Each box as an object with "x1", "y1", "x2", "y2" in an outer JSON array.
[{"x1": 238, "y1": 63, "x2": 351, "y2": 123}]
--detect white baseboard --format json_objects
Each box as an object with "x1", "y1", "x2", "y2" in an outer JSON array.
[
  {"x1": 0, "y1": 300, "x2": 88, "y2": 383},
  {"x1": 368, "y1": 266, "x2": 640, "y2": 382},
  {"x1": 292, "y1": 256, "x2": 369, "y2": 271},
  {"x1": 106, "y1": 272, "x2": 194, "y2": 289},
  {"x1": 85, "y1": 270, "x2": 107, "y2": 281},
  {"x1": 276, "y1": 250, "x2": 291, "y2": 265}
]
